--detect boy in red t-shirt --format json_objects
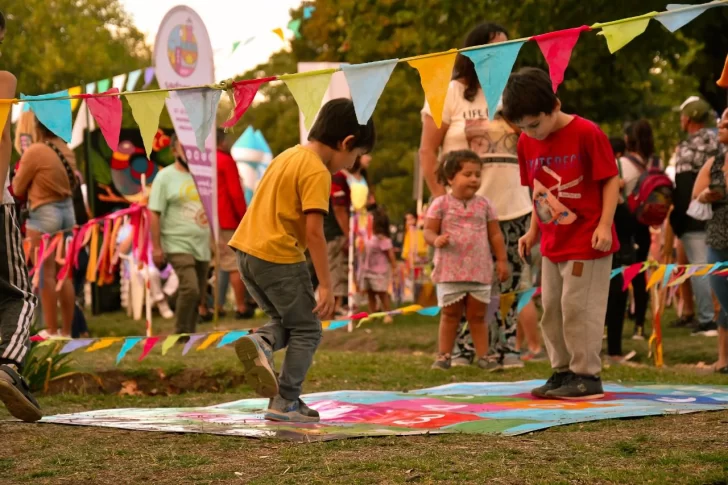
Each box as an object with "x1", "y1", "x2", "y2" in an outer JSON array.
[{"x1": 502, "y1": 68, "x2": 620, "y2": 400}]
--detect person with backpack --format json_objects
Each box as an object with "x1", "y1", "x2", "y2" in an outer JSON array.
[
  {"x1": 670, "y1": 97, "x2": 720, "y2": 337},
  {"x1": 12, "y1": 118, "x2": 80, "y2": 339}
]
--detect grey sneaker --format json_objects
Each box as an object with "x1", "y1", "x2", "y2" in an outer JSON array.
[
  {"x1": 265, "y1": 395, "x2": 320, "y2": 423},
  {"x1": 477, "y1": 355, "x2": 503, "y2": 372},
  {"x1": 235, "y1": 335, "x2": 278, "y2": 398},
  {"x1": 531, "y1": 371, "x2": 573, "y2": 398},
  {"x1": 545, "y1": 374, "x2": 604, "y2": 400},
  {"x1": 431, "y1": 354, "x2": 451, "y2": 370},
  {"x1": 502, "y1": 352, "x2": 525, "y2": 369},
  {"x1": 0, "y1": 364, "x2": 42, "y2": 422},
  {"x1": 451, "y1": 355, "x2": 471, "y2": 367}
]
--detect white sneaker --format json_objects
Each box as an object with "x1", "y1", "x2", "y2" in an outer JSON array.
[{"x1": 157, "y1": 300, "x2": 174, "y2": 320}]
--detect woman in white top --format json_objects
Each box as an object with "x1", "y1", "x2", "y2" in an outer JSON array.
[{"x1": 418, "y1": 23, "x2": 542, "y2": 369}]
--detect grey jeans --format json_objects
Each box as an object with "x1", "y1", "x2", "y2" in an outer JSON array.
[
  {"x1": 0, "y1": 205, "x2": 37, "y2": 370},
  {"x1": 236, "y1": 251, "x2": 322, "y2": 401}
]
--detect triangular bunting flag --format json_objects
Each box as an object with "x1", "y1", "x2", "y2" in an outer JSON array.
[
  {"x1": 707, "y1": 262, "x2": 726, "y2": 275},
  {"x1": 138, "y1": 336, "x2": 160, "y2": 361},
  {"x1": 597, "y1": 15, "x2": 655, "y2": 54},
  {"x1": 408, "y1": 50, "x2": 458, "y2": 128},
  {"x1": 342, "y1": 59, "x2": 398, "y2": 125},
  {"x1": 621, "y1": 263, "x2": 643, "y2": 291},
  {"x1": 97, "y1": 79, "x2": 111, "y2": 92},
  {"x1": 178, "y1": 89, "x2": 222, "y2": 151},
  {"x1": 116, "y1": 337, "x2": 143, "y2": 364},
  {"x1": 399, "y1": 305, "x2": 423, "y2": 314},
  {"x1": 182, "y1": 334, "x2": 205, "y2": 355},
  {"x1": 126, "y1": 69, "x2": 143, "y2": 91},
  {"x1": 281, "y1": 70, "x2": 335, "y2": 130},
  {"x1": 303, "y1": 6, "x2": 316, "y2": 19},
  {"x1": 463, "y1": 42, "x2": 526, "y2": 118},
  {"x1": 60, "y1": 338, "x2": 94, "y2": 354},
  {"x1": 222, "y1": 78, "x2": 270, "y2": 129},
  {"x1": 486, "y1": 295, "x2": 500, "y2": 323},
  {"x1": 85, "y1": 82, "x2": 96, "y2": 95},
  {"x1": 232, "y1": 41, "x2": 241, "y2": 53},
  {"x1": 610, "y1": 267, "x2": 624, "y2": 279},
  {"x1": 693, "y1": 264, "x2": 712, "y2": 277},
  {"x1": 68, "y1": 86, "x2": 82, "y2": 112},
  {"x1": 86, "y1": 88, "x2": 122, "y2": 151},
  {"x1": 21, "y1": 91, "x2": 72, "y2": 142},
  {"x1": 125, "y1": 91, "x2": 169, "y2": 158},
  {"x1": 0, "y1": 103, "x2": 10, "y2": 140},
  {"x1": 197, "y1": 332, "x2": 225, "y2": 351},
  {"x1": 86, "y1": 337, "x2": 123, "y2": 352},
  {"x1": 416, "y1": 306, "x2": 441, "y2": 317},
  {"x1": 499, "y1": 292, "x2": 516, "y2": 319},
  {"x1": 217, "y1": 330, "x2": 249, "y2": 348},
  {"x1": 533, "y1": 27, "x2": 590, "y2": 92},
  {"x1": 112, "y1": 74, "x2": 127, "y2": 92},
  {"x1": 328, "y1": 320, "x2": 349, "y2": 331},
  {"x1": 69, "y1": 100, "x2": 97, "y2": 150},
  {"x1": 662, "y1": 264, "x2": 677, "y2": 287},
  {"x1": 288, "y1": 18, "x2": 302, "y2": 38},
  {"x1": 161, "y1": 335, "x2": 182, "y2": 355},
  {"x1": 143, "y1": 67, "x2": 155, "y2": 88},
  {"x1": 669, "y1": 265, "x2": 701, "y2": 287},
  {"x1": 718, "y1": 54, "x2": 728, "y2": 88},
  {"x1": 656, "y1": 2, "x2": 725, "y2": 32},
  {"x1": 517, "y1": 288, "x2": 537, "y2": 314},
  {"x1": 646, "y1": 265, "x2": 666, "y2": 290},
  {"x1": 272, "y1": 27, "x2": 285, "y2": 41}
]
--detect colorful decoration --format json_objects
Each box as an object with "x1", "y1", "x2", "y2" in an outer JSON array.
[
  {"x1": 407, "y1": 50, "x2": 458, "y2": 128},
  {"x1": 280, "y1": 70, "x2": 336, "y2": 130},
  {"x1": 125, "y1": 92, "x2": 169, "y2": 158},
  {"x1": 167, "y1": 23, "x2": 199, "y2": 77},
  {"x1": 40, "y1": 382, "x2": 728, "y2": 441}
]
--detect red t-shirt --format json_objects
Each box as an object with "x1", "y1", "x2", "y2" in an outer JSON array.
[
  {"x1": 518, "y1": 115, "x2": 619, "y2": 263},
  {"x1": 216, "y1": 150, "x2": 247, "y2": 231}
]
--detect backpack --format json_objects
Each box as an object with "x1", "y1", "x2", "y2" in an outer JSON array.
[{"x1": 624, "y1": 154, "x2": 674, "y2": 227}]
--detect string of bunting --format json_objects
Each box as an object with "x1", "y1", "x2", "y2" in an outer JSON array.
[
  {"x1": 1, "y1": 1, "x2": 725, "y2": 159},
  {"x1": 29, "y1": 258, "x2": 728, "y2": 364}
]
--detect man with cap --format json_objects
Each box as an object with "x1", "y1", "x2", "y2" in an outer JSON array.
[{"x1": 670, "y1": 96, "x2": 720, "y2": 336}]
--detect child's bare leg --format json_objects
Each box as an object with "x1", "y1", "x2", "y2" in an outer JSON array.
[
  {"x1": 366, "y1": 290, "x2": 378, "y2": 313},
  {"x1": 378, "y1": 292, "x2": 392, "y2": 312},
  {"x1": 465, "y1": 295, "x2": 488, "y2": 358},
  {"x1": 439, "y1": 300, "x2": 465, "y2": 355}
]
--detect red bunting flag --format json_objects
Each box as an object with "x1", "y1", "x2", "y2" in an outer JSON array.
[
  {"x1": 81, "y1": 89, "x2": 122, "y2": 151},
  {"x1": 222, "y1": 77, "x2": 276, "y2": 129},
  {"x1": 138, "y1": 336, "x2": 161, "y2": 361},
  {"x1": 534, "y1": 26, "x2": 591, "y2": 92},
  {"x1": 621, "y1": 262, "x2": 643, "y2": 291}
]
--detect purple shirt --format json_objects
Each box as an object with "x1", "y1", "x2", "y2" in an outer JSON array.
[{"x1": 360, "y1": 235, "x2": 393, "y2": 275}]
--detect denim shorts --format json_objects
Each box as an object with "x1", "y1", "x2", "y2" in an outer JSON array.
[{"x1": 26, "y1": 199, "x2": 76, "y2": 235}]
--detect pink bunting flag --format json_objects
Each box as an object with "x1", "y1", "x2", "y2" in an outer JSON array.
[
  {"x1": 622, "y1": 263, "x2": 643, "y2": 291},
  {"x1": 81, "y1": 89, "x2": 122, "y2": 151},
  {"x1": 533, "y1": 26, "x2": 591, "y2": 92},
  {"x1": 222, "y1": 77, "x2": 275, "y2": 128},
  {"x1": 138, "y1": 336, "x2": 160, "y2": 361},
  {"x1": 56, "y1": 227, "x2": 79, "y2": 289}
]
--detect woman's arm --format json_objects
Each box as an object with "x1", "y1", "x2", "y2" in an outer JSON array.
[
  {"x1": 693, "y1": 157, "x2": 714, "y2": 200},
  {"x1": 418, "y1": 115, "x2": 449, "y2": 198}
]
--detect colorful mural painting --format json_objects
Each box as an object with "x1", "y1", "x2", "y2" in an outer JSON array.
[{"x1": 41, "y1": 381, "x2": 728, "y2": 442}]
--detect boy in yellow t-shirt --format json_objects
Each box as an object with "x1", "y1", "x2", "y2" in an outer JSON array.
[{"x1": 228, "y1": 99, "x2": 375, "y2": 422}]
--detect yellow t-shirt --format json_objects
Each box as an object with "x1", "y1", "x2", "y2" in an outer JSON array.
[{"x1": 228, "y1": 145, "x2": 331, "y2": 264}]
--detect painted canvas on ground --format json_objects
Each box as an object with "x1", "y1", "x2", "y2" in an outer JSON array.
[{"x1": 40, "y1": 381, "x2": 728, "y2": 442}]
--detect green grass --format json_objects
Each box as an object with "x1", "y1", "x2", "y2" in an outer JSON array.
[{"x1": 2, "y1": 307, "x2": 728, "y2": 484}]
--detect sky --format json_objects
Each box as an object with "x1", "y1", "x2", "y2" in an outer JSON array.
[{"x1": 120, "y1": 0, "x2": 303, "y2": 79}]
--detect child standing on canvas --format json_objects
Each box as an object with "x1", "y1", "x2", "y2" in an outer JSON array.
[
  {"x1": 359, "y1": 208, "x2": 397, "y2": 323},
  {"x1": 228, "y1": 99, "x2": 375, "y2": 423},
  {"x1": 424, "y1": 150, "x2": 509, "y2": 370},
  {"x1": 503, "y1": 68, "x2": 620, "y2": 400}
]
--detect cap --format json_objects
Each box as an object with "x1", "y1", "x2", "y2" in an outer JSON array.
[{"x1": 680, "y1": 96, "x2": 713, "y2": 123}]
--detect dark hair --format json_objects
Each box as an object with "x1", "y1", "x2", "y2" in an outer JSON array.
[
  {"x1": 437, "y1": 150, "x2": 482, "y2": 186},
  {"x1": 624, "y1": 119, "x2": 655, "y2": 161},
  {"x1": 0, "y1": 11, "x2": 5, "y2": 31},
  {"x1": 453, "y1": 23, "x2": 509, "y2": 102},
  {"x1": 373, "y1": 208, "x2": 390, "y2": 236},
  {"x1": 502, "y1": 68, "x2": 558, "y2": 124},
  {"x1": 609, "y1": 137, "x2": 626, "y2": 158},
  {"x1": 308, "y1": 98, "x2": 376, "y2": 153}
]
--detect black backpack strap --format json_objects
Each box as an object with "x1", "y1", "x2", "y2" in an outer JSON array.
[
  {"x1": 45, "y1": 141, "x2": 78, "y2": 190},
  {"x1": 623, "y1": 153, "x2": 647, "y2": 173}
]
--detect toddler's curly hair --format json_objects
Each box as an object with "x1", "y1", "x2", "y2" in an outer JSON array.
[{"x1": 436, "y1": 150, "x2": 482, "y2": 186}]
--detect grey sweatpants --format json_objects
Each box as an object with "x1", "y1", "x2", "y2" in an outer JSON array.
[
  {"x1": 0, "y1": 205, "x2": 37, "y2": 369},
  {"x1": 236, "y1": 251, "x2": 322, "y2": 401},
  {"x1": 540, "y1": 255, "x2": 612, "y2": 377}
]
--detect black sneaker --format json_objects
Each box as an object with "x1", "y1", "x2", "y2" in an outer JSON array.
[
  {"x1": 691, "y1": 321, "x2": 719, "y2": 337},
  {"x1": 235, "y1": 308, "x2": 256, "y2": 320},
  {"x1": 0, "y1": 364, "x2": 42, "y2": 422},
  {"x1": 631, "y1": 326, "x2": 646, "y2": 341},
  {"x1": 672, "y1": 314, "x2": 697, "y2": 328},
  {"x1": 531, "y1": 371, "x2": 573, "y2": 398},
  {"x1": 545, "y1": 374, "x2": 604, "y2": 400}
]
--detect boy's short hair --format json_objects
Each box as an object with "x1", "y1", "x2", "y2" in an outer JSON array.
[
  {"x1": 502, "y1": 68, "x2": 559, "y2": 124},
  {"x1": 308, "y1": 98, "x2": 376, "y2": 153},
  {"x1": 609, "y1": 137, "x2": 626, "y2": 158}
]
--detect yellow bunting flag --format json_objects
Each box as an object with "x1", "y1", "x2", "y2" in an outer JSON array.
[
  {"x1": 407, "y1": 50, "x2": 458, "y2": 128},
  {"x1": 693, "y1": 265, "x2": 711, "y2": 277},
  {"x1": 399, "y1": 305, "x2": 423, "y2": 314},
  {"x1": 197, "y1": 332, "x2": 225, "y2": 351},
  {"x1": 500, "y1": 292, "x2": 516, "y2": 320},
  {"x1": 125, "y1": 92, "x2": 169, "y2": 158},
  {"x1": 272, "y1": 28, "x2": 285, "y2": 41},
  {"x1": 86, "y1": 337, "x2": 123, "y2": 352},
  {"x1": 597, "y1": 15, "x2": 654, "y2": 54},
  {"x1": 86, "y1": 224, "x2": 99, "y2": 283},
  {"x1": 161, "y1": 335, "x2": 182, "y2": 356},
  {"x1": 281, "y1": 70, "x2": 335, "y2": 130},
  {"x1": 321, "y1": 321, "x2": 331, "y2": 330},
  {"x1": 646, "y1": 265, "x2": 666, "y2": 290},
  {"x1": 0, "y1": 102, "x2": 10, "y2": 138},
  {"x1": 68, "y1": 86, "x2": 82, "y2": 112}
]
